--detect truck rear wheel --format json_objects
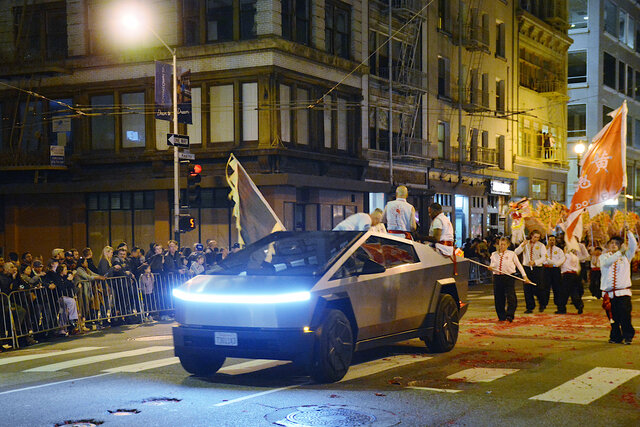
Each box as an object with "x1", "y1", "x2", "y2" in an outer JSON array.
[
  {"x1": 178, "y1": 353, "x2": 226, "y2": 377},
  {"x1": 423, "y1": 294, "x2": 459, "y2": 353}
]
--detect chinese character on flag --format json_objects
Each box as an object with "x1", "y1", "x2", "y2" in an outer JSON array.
[{"x1": 564, "y1": 101, "x2": 627, "y2": 247}]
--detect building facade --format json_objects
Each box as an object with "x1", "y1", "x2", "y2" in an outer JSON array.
[
  {"x1": 513, "y1": 0, "x2": 572, "y2": 208},
  {"x1": 0, "y1": 0, "x2": 560, "y2": 258},
  {"x1": 567, "y1": 0, "x2": 640, "y2": 209}
]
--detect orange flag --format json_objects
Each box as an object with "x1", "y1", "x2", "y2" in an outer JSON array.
[{"x1": 565, "y1": 101, "x2": 627, "y2": 246}]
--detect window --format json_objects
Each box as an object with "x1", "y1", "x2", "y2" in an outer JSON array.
[
  {"x1": 496, "y1": 79, "x2": 505, "y2": 113},
  {"x1": 628, "y1": 66, "x2": 635, "y2": 97},
  {"x1": 628, "y1": 116, "x2": 633, "y2": 146},
  {"x1": 437, "y1": 121, "x2": 448, "y2": 159},
  {"x1": 628, "y1": 18, "x2": 635, "y2": 49},
  {"x1": 282, "y1": 0, "x2": 310, "y2": 46},
  {"x1": 121, "y1": 92, "x2": 146, "y2": 148},
  {"x1": 325, "y1": 0, "x2": 350, "y2": 59},
  {"x1": 242, "y1": 82, "x2": 258, "y2": 141},
  {"x1": 549, "y1": 182, "x2": 565, "y2": 202},
  {"x1": 324, "y1": 95, "x2": 332, "y2": 148},
  {"x1": 332, "y1": 236, "x2": 419, "y2": 279},
  {"x1": 603, "y1": 52, "x2": 616, "y2": 88},
  {"x1": 567, "y1": 104, "x2": 586, "y2": 137},
  {"x1": 337, "y1": 97, "x2": 347, "y2": 150},
  {"x1": 568, "y1": 0, "x2": 588, "y2": 30},
  {"x1": 438, "y1": 0, "x2": 451, "y2": 33},
  {"x1": 182, "y1": 0, "x2": 256, "y2": 45},
  {"x1": 91, "y1": 95, "x2": 115, "y2": 150},
  {"x1": 619, "y1": 61, "x2": 626, "y2": 93},
  {"x1": 531, "y1": 179, "x2": 548, "y2": 200},
  {"x1": 603, "y1": 105, "x2": 614, "y2": 126},
  {"x1": 296, "y1": 87, "x2": 309, "y2": 145},
  {"x1": 482, "y1": 73, "x2": 489, "y2": 108},
  {"x1": 619, "y1": 10, "x2": 629, "y2": 44},
  {"x1": 437, "y1": 56, "x2": 450, "y2": 98},
  {"x1": 280, "y1": 84, "x2": 291, "y2": 142},
  {"x1": 87, "y1": 191, "x2": 155, "y2": 254},
  {"x1": 568, "y1": 51, "x2": 586, "y2": 84},
  {"x1": 604, "y1": 1, "x2": 617, "y2": 36},
  {"x1": 495, "y1": 22, "x2": 505, "y2": 58},
  {"x1": 210, "y1": 84, "x2": 234, "y2": 142},
  {"x1": 13, "y1": 1, "x2": 67, "y2": 62}
]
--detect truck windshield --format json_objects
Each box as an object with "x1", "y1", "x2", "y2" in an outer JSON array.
[{"x1": 207, "y1": 231, "x2": 362, "y2": 276}]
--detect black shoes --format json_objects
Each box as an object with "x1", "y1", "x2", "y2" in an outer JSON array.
[
  {"x1": 624, "y1": 339, "x2": 632, "y2": 345},
  {"x1": 506, "y1": 317, "x2": 514, "y2": 322},
  {"x1": 524, "y1": 309, "x2": 533, "y2": 314},
  {"x1": 577, "y1": 308, "x2": 583, "y2": 314},
  {"x1": 539, "y1": 306, "x2": 546, "y2": 313},
  {"x1": 554, "y1": 310, "x2": 566, "y2": 314}
]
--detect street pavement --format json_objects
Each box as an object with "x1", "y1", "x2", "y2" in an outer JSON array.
[{"x1": 1, "y1": 283, "x2": 639, "y2": 427}]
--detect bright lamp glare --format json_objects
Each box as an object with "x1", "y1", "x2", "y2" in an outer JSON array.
[
  {"x1": 173, "y1": 288, "x2": 311, "y2": 304},
  {"x1": 574, "y1": 143, "x2": 586, "y2": 155},
  {"x1": 121, "y1": 13, "x2": 140, "y2": 31}
]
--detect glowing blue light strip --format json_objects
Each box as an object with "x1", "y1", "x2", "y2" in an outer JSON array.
[{"x1": 172, "y1": 288, "x2": 311, "y2": 304}]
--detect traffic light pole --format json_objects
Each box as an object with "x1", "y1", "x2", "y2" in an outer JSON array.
[{"x1": 172, "y1": 49, "x2": 180, "y2": 246}]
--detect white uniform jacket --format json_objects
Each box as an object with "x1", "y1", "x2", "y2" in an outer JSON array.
[
  {"x1": 382, "y1": 198, "x2": 416, "y2": 232},
  {"x1": 600, "y1": 231, "x2": 637, "y2": 297},
  {"x1": 489, "y1": 250, "x2": 528, "y2": 278},
  {"x1": 560, "y1": 252, "x2": 580, "y2": 274},
  {"x1": 514, "y1": 240, "x2": 546, "y2": 267},
  {"x1": 429, "y1": 212, "x2": 455, "y2": 256},
  {"x1": 543, "y1": 246, "x2": 565, "y2": 268}
]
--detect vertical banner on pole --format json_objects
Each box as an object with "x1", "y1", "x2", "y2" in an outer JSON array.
[
  {"x1": 178, "y1": 69, "x2": 192, "y2": 124},
  {"x1": 155, "y1": 61, "x2": 173, "y2": 121}
]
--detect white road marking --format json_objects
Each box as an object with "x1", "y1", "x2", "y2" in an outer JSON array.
[
  {"x1": 24, "y1": 346, "x2": 173, "y2": 372},
  {"x1": 530, "y1": 367, "x2": 640, "y2": 405},
  {"x1": 213, "y1": 383, "x2": 306, "y2": 407},
  {"x1": 406, "y1": 386, "x2": 462, "y2": 393},
  {"x1": 447, "y1": 368, "x2": 519, "y2": 383},
  {"x1": 476, "y1": 296, "x2": 495, "y2": 300},
  {"x1": 0, "y1": 373, "x2": 113, "y2": 396},
  {"x1": 0, "y1": 347, "x2": 104, "y2": 366},
  {"x1": 103, "y1": 357, "x2": 179, "y2": 373},
  {"x1": 218, "y1": 359, "x2": 290, "y2": 375},
  {"x1": 340, "y1": 355, "x2": 432, "y2": 382}
]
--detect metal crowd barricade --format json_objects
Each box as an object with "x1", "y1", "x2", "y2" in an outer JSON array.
[
  {"x1": 1, "y1": 291, "x2": 17, "y2": 349},
  {"x1": 138, "y1": 272, "x2": 193, "y2": 319},
  {"x1": 468, "y1": 257, "x2": 492, "y2": 286},
  {"x1": 76, "y1": 276, "x2": 145, "y2": 327},
  {"x1": 7, "y1": 286, "x2": 74, "y2": 348}
]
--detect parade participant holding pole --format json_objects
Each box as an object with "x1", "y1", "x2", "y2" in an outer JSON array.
[
  {"x1": 382, "y1": 185, "x2": 416, "y2": 239},
  {"x1": 514, "y1": 230, "x2": 545, "y2": 313},
  {"x1": 424, "y1": 203, "x2": 455, "y2": 257},
  {"x1": 589, "y1": 246, "x2": 603, "y2": 299},
  {"x1": 542, "y1": 235, "x2": 565, "y2": 313},
  {"x1": 600, "y1": 230, "x2": 636, "y2": 344},
  {"x1": 333, "y1": 209, "x2": 384, "y2": 232},
  {"x1": 560, "y1": 248, "x2": 585, "y2": 314},
  {"x1": 489, "y1": 237, "x2": 530, "y2": 322}
]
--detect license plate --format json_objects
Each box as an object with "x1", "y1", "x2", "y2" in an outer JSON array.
[{"x1": 214, "y1": 332, "x2": 238, "y2": 346}]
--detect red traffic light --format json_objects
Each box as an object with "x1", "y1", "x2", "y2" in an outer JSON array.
[{"x1": 190, "y1": 164, "x2": 202, "y2": 175}]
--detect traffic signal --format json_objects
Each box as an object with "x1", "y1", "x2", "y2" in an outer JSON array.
[
  {"x1": 179, "y1": 215, "x2": 196, "y2": 232},
  {"x1": 187, "y1": 163, "x2": 202, "y2": 206}
]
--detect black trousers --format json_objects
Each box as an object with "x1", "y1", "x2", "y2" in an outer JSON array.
[
  {"x1": 610, "y1": 295, "x2": 635, "y2": 342},
  {"x1": 493, "y1": 275, "x2": 517, "y2": 320},
  {"x1": 589, "y1": 270, "x2": 602, "y2": 298},
  {"x1": 523, "y1": 266, "x2": 542, "y2": 310},
  {"x1": 542, "y1": 267, "x2": 561, "y2": 310},
  {"x1": 561, "y1": 272, "x2": 584, "y2": 312}
]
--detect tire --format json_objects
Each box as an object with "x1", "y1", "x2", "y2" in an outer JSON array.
[
  {"x1": 423, "y1": 293, "x2": 459, "y2": 353},
  {"x1": 178, "y1": 353, "x2": 226, "y2": 377},
  {"x1": 310, "y1": 309, "x2": 354, "y2": 383}
]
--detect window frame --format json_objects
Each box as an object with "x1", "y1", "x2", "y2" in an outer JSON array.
[
  {"x1": 282, "y1": 0, "x2": 311, "y2": 46},
  {"x1": 325, "y1": 0, "x2": 351, "y2": 59},
  {"x1": 181, "y1": 0, "x2": 257, "y2": 46},
  {"x1": 12, "y1": 1, "x2": 67, "y2": 63}
]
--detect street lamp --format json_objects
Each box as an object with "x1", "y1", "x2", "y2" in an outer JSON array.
[
  {"x1": 574, "y1": 141, "x2": 586, "y2": 176},
  {"x1": 120, "y1": 9, "x2": 180, "y2": 244}
]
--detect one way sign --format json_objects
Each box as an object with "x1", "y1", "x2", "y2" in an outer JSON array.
[{"x1": 167, "y1": 133, "x2": 189, "y2": 147}]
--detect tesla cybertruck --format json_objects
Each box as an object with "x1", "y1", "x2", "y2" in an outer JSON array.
[{"x1": 172, "y1": 230, "x2": 469, "y2": 383}]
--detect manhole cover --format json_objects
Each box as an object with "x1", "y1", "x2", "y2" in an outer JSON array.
[
  {"x1": 266, "y1": 405, "x2": 398, "y2": 427},
  {"x1": 54, "y1": 419, "x2": 104, "y2": 427}
]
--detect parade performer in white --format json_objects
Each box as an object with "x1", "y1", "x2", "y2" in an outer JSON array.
[{"x1": 382, "y1": 185, "x2": 416, "y2": 240}]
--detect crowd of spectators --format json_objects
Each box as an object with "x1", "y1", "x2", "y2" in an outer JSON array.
[{"x1": 0, "y1": 238, "x2": 242, "y2": 351}]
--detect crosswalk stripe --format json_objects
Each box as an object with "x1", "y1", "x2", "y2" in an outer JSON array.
[
  {"x1": 103, "y1": 357, "x2": 179, "y2": 373},
  {"x1": 218, "y1": 359, "x2": 290, "y2": 375},
  {"x1": 24, "y1": 346, "x2": 173, "y2": 372},
  {"x1": 406, "y1": 386, "x2": 462, "y2": 393},
  {"x1": 446, "y1": 368, "x2": 519, "y2": 383},
  {"x1": 340, "y1": 355, "x2": 432, "y2": 382},
  {"x1": 530, "y1": 367, "x2": 640, "y2": 405},
  {"x1": 0, "y1": 347, "x2": 104, "y2": 366}
]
